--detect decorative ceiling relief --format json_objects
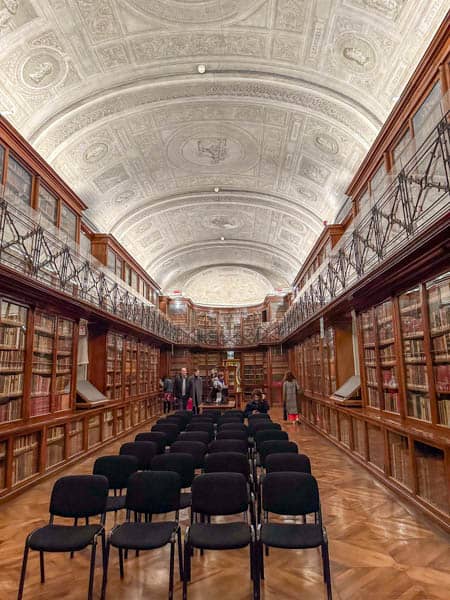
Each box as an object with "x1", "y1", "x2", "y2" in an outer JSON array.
[
  {"x1": 183, "y1": 266, "x2": 273, "y2": 306},
  {"x1": 0, "y1": 0, "x2": 446, "y2": 301}
]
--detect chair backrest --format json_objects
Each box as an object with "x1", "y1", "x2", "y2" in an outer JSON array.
[
  {"x1": 190, "y1": 417, "x2": 214, "y2": 426},
  {"x1": 135, "y1": 432, "x2": 167, "y2": 453},
  {"x1": 208, "y1": 439, "x2": 248, "y2": 455},
  {"x1": 186, "y1": 422, "x2": 214, "y2": 434},
  {"x1": 170, "y1": 440, "x2": 207, "y2": 468},
  {"x1": 156, "y1": 418, "x2": 183, "y2": 432},
  {"x1": 49, "y1": 475, "x2": 108, "y2": 518},
  {"x1": 247, "y1": 413, "x2": 271, "y2": 421},
  {"x1": 262, "y1": 472, "x2": 319, "y2": 516},
  {"x1": 265, "y1": 453, "x2": 311, "y2": 474},
  {"x1": 126, "y1": 471, "x2": 181, "y2": 515},
  {"x1": 216, "y1": 430, "x2": 248, "y2": 442},
  {"x1": 192, "y1": 472, "x2": 248, "y2": 516},
  {"x1": 151, "y1": 423, "x2": 179, "y2": 444},
  {"x1": 226, "y1": 410, "x2": 245, "y2": 418},
  {"x1": 218, "y1": 423, "x2": 248, "y2": 433},
  {"x1": 165, "y1": 415, "x2": 186, "y2": 428},
  {"x1": 202, "y1": 410, "x2": 221, "y2": 422},
  {"x1": 218, "y1": 415, "x2": 244, "y2": 425},
  {"x1": 255, "y1": 429, "x2": 289, "y2": 449},
  {"x1": 177, "y1": 431, "x2": 210, "y2": 445},
  {"x1": 93, "y1": 455, "x2": 139, "y2": 490},
  {"x1": 119, "y1": 441, "x2": 158, "y2": 470},
  {"x1": 250, "y1": 421, "x2": 281, "y2": 436},
  {"x1": 174, "y1": 410, "x2": 193, "y2": 423},
  {"x1": 204, "y1": 452, "x2": 250, "y2": 479},
  {"x1": 259, "y1": 440, "x2": 298, "y2": 466},
  {"x1": 151, "y1": 452, "x2": 195, "y2": 488}
]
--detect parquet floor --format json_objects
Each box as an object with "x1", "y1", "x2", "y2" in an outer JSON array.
[{"x1": 1, "y1": 410, "x2": 449, "y2": 600}]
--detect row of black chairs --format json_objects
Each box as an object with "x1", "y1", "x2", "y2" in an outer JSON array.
[{"x1": 17, "y1": 409, "x2": 332, "y2": 600}]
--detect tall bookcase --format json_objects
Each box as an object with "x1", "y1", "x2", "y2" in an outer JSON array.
[{"x1": 241, "y1": 351, "x2": 267, "y2": 401}]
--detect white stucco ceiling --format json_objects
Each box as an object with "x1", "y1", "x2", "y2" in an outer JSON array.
[{"x1": 0, "y1": 0, "x2": 447, "y2": 303}]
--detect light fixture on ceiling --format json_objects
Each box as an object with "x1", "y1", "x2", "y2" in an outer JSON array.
[
  {"x1": 220, "y1": 236, "x2": 225, "y2": 241},
  {"x1": 197, "y1": 64, "x2": 206, "y2": 74},
  {"x1": 213, "y1": 187, "x2": 220, "y2": 193}
]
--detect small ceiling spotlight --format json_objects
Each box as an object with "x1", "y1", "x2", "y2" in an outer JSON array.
[
  {"x1": 197, "y1": 64, "x2": 206, "y2": 74},
  {"x1": 213, "y1": 187, "x2": 220, "y2": 193},
  {"x1": 220, "y1": 236, "x2": 225, "y2": 241}
]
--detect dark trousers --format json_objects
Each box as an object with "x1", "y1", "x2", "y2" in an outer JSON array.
[{"x1": 179, "y1": 395, "x2": 189, "y2": 410}]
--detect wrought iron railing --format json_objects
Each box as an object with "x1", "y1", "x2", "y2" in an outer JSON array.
[
  {"x1": 276, "y1": 109, "x2": 450, "y2": 340},
  {"x1": 0, "y1": 192, "x2": 198, "y2": 345}
]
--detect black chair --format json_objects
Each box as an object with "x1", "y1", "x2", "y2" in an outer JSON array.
[
  {"x1": 218, "y1": 422, "x2": 248, "y2": 433},
  {"x1": 259, "y1": 440, "x2": 298, "y2": 469},
  {"x1": 226, "y1": 410, "x2": 245, "y2": 419},
  {"x1": 216, "y1": 430, "x2": 249, "y2": 442},
  {"x1": 247, "y1": 413, "x2": 271, "y2": 422},
  {"x1": 119, "y1": 441, "x2": 158, "y2": 470},
  {"x1": 208, "y1": 439, "x2": 248, "y2": 455},
  {"x1": 201, "y1": 409, "x2": 221, "y2": 422},
  {"x1": 174, "y1": 410, "x2": 193, "y2": 424},
  {"x1": 152, "y1": 423, "x2": 179, "y2": 445},
  {"x1": 265, "y1": 453, "x2": 311, "y2": 474},
  {"x1": 183, "y1": 473, "x2": 259, "y2": 600},
  {"x1": 135, "y1": 431, "x2": 168, "y2": 453},
  {"x1": 258, "y1": 472, "x2": 332, "y2": 600},
  {"x1": 18, "y1": 475, "x2": 108, "y2": 600},
  {"x1": 204, "y1": 451, "x2": 254, "y2": 501},
  {"x1": 151, "y1": 453, "x2": 195, "y2": 516},
  {"x1": 250, "y1": 422, "x2": 281, "y2": 435},
  {"x1": 157, "y1": 418, "x2": 184, "y2": 433},
  {"x1": 186, "y1": 422, "x2": 214, "y2": 437},
  {"x1": 190, "y1": 415, "x2": 214, "y2": 423},
  {"x1": 170, "y1": 441, "x2": 207, "y2": 469},
  {"x1": 93, "y1": 455, "x2": 139, "y2": 514},
  {"x1": 165, "y1": 415, "x2": 187, "y2": 429},
  {"x1": 103, "y1": 471, "x2": 183, "y2": 600},
  {"x1": 178, "y1": 431, "x2": 211, "y2": 445},
  {"x1": 254, "y1": 429, "x2": 289, "y2": 450},
  {"x1": 218, "y1": 415, "x2": 244, "y2": 426}
]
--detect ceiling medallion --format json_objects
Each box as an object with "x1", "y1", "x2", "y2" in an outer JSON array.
[
  {"x1": 314, "y1": 133, "x2": 339, "y2": 155},
  {"x1": 202, "y1": 214, "x2": 242, "y2": 230},
  {"x1": 363, "y1": 0, "x2": 404, "y2": 19},
  {"x1": 20, "y1": 49, "x2": 65, "y2": 89},
  {"x1": 83, "y1": 142, "x2": 108, "y2": 163},
  {"x1": 337, "y1": 34, "x2": 377, "y2": 74}
]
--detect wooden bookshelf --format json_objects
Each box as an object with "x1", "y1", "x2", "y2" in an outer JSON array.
[{"x1": 241, "y1": 351, "x2": 267, "y2": 402}]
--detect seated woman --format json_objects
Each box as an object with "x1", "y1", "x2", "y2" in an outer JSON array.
[{"x1": 244, "y1": 389, "x2": 269, "y2": 418}]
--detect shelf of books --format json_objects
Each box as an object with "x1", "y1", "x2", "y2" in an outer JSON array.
[
  {"x1": 106, "y1": 332, "x2": 123, "y2": 400},
  {"x1": 195, "y1": 312, "x2": 219, "y2": 345},
  {"x1": 269, "y1": 346, "x2": 288, "y2": 405},
  {"x1": 427, "y1": 273, "x2": 450, "y2": 428},
  {"x1": 46, "y1": 425, "x2": 65, "y2": 470},
  {"x1": 0, "y1": 440, "x2": 7, "y2": 492},
  {"x1": 241, "y1": 351, "x2": 267, "y2": 400},
  {"x1": 323, "y1": 327, "x2": 337, "y2": 396},
  {"x1": 0, "y1": 299, "x2": 27, "y2": 425},
  {"x1": 290, "y1": 329, "x2": 337, "y2": 399},
  {"x1": 124, "y1": 337, "x2": 138, "y2": 398}
]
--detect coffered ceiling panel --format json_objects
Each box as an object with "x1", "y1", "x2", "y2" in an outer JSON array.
[{"x1": 0, "y1": 0, "x2": 446, "y2": 303}]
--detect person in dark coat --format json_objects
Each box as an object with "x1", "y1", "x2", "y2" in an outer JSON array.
[
  {"x1": 244, "y1": 388, "x2": 269, "y2": 418},
  {"x1": 188, "y1": 368, "x2": 203, "y2": 414},
  {"x1": 173, "y1": 367, "x2": 190, "y2": 410}
]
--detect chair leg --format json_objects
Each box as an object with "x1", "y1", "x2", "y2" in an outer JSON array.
[
  {"x1": 177, "y1": 528, "x2": 184, "y2": 580},
  {"x1": 101, "y1": 541, "x2": 110, "y2": 600},
  {"x1": 182, "y1": 539, "x2": 191, "y2": 600},
  {"x1": 88, "y1": 542, "x2": 97, "y2": 600},
  {"x1": 252, "y1": 543, "x2": 260, "y2": 600},
  {"x1": 265, "y1": 545, "x2": 269, "y2": 557},
  {"x1": 259, "y1": 541, "x2": 265, "y2": 581},
  {"x1": 17, "y1": 543, "x2": 29, "y2": 600},
  {"x1": 321, "y1": 542, "x2": 332, "y2": 600},
  {"x1": 70, "y1": 518, "x2": 78, "y2": 559},
  {"x1": 119, "y1": 547, "x2": 125, "y2": 579},
  {"x1": 39, "y1": 551, "x2": 45, "y2": 583},
  {"x1": 169, "y1": 541, "x2": 175, "y2": 600}
]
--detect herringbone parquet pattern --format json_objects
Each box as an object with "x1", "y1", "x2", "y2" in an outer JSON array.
[{"x1": 0, "y1": 410, "x2": 449, "y2": 600}]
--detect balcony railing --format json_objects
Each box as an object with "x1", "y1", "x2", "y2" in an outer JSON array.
[
  {"x1": 0, "y1": 192, "x2": 198, "y2": 345},
  {"x1": 276, "y1": 108, "x2": 450, "y2": 340}
]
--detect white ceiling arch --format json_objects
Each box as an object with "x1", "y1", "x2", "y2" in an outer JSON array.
[{"x1": 0, "y1": 0, "x2": 447, "y2": 301}]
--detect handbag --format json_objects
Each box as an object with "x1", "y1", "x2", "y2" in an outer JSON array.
[{"x1": 186, "y1": 397, "x2": 193, "y2": 411}]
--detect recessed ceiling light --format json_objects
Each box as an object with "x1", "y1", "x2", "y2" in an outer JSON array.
[
  {"x1": 220, "y1": 236, "x2": 225, "y2": 241},
  {"x1": 214, "y1": 187, "x2": 220, "y2": 193},
  {"x1": 197, "y1": 64, "x2": 206, "y2": 74}
]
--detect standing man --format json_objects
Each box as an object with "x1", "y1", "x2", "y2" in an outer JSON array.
[
  {"x1": 188, "y1": 368, "x2": 203, "y2": 414},
  {"x1": 174, "y1": 367, "x2": 190, "y2": 410}
]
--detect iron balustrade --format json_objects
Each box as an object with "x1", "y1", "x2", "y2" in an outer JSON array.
[{"x1": 275, "y1": 110, "x2": 450, "y2": 341}]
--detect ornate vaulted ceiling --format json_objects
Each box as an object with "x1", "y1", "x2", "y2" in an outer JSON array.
[{"x1": 0, "y1": 0, "x2": 447, "y2": 305}]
